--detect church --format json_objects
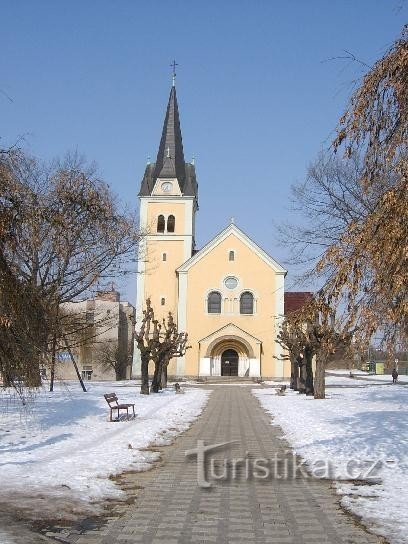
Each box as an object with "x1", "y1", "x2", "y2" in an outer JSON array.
[{"x1": 133, "y1": 78, "x2": 292, "y2": 380}]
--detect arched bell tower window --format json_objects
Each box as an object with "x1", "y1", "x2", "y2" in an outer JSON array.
[
  {"x1": 157, "y1": 215, "x2": 165, "y2": 233},
  {"x1": 240, "y1": 291, "x2": 254, "y2": 314},
  {"x1": 207, "y1": 291, "x2": 221, "y2": 314},
  {"x1": 167, "y1": 214, "x2": 175, "y2": 233}
]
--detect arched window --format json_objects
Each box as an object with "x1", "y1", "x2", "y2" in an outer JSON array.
[
  {"x1": 162, "y1": 253, "x2": 167, "y2": 261},
  {"x1": 229, "y1": 250, "x2": 235, "y2": 261},
  {"x1": 207, "y1": 291, "x2": 221, "y2": 314},
  {"x1": 240, "y1": 291, "x2": 254, "y2": 314},
  {"x1": 161, "y1": 297, "x2": 166, "y2": 306},
  {"x1": 167, "y1": 214, "x2": 175, "y2": 233},
  {"x1": 157, "y1": 215, "x2": 165, "y2": 233}
]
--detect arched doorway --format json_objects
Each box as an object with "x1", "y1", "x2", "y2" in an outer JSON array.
[{"x1": 221, "y1": 349, "x2": 239, "y2": 376}]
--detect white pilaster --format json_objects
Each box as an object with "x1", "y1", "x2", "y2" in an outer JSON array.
[
  {"x1": 133, "y1": 198, "x2": 149, "y2": 376},
  {"x1": 249, "y1": 358, "x2": 261, "y2": 377},
  {"x1": 273, "y1": 272, "x2": 285, "y2": 377}
]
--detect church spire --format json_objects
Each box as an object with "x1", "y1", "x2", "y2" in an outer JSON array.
[
  {"x1": 138, "y1": 75, "x2": 198, "y2": 199},
  {"x1": 152, "y1": 84, "x2": 186, "y2": 182}
]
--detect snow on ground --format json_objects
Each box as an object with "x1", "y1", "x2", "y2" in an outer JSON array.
[
  {"x1": 265, "y1": 372, "x2": 408, "y2": 387},
  {"x1": 0, "y1": 381, "x2": 210, "y2": 521},
  {"x1": 254, "y1": 382, "x2": 408, "y2": 544}
]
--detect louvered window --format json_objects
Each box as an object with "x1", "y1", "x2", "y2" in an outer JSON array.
[
  {"x1": 207, "y1": 291, "x2": 221, "y2": 314},
  {"x1": 157, "y1": 215, "x2": 165, "y2": 233},
  {"x1": 167, "y1": 215, "x2": 175, "y2": 233}
]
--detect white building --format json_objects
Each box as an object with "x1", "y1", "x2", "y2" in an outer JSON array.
[{"x1": 57, "y1": 290, "x2": 135, "y2": 382}]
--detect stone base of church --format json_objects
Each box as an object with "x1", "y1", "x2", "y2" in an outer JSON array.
[{"x1": 198, "y1": 357, "x2": 261, "y2": 377}]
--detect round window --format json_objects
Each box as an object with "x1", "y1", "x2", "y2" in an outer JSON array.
[{"x1": 224, "y1": 276, "x2": 238, "y2": 289}]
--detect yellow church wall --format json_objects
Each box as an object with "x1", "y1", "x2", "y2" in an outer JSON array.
[
  {"x1": 182, "y1": 233, "x2": 283, "y2": 378},
  {"x1": 133, "y1": 85, "x2": 290, "y2": 381},
  {"x1": 143, "y1": 238, "x2": 184, "y2": 320},
  {"x1": 146, "y1": 202, "x2": 186, "y2": 235}
]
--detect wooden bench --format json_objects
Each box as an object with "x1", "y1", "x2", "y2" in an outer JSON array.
[{"x1": 104, "y1": 393, "x2": 136, "y2": 422}]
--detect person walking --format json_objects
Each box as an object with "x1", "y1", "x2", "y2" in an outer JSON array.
[{"x1": 391, "y1": 368, "x2": 398, "y2": 384}]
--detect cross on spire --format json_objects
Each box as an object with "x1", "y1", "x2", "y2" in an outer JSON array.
[{"x1": 170, "y1": 59, "x2": 178, "y2": 87}]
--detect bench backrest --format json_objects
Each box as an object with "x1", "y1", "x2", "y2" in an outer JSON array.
[{"x1": 104, "y1": 393, "x2": 119, "y2": 407}]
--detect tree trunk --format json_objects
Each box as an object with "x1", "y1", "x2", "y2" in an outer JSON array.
[
  {"x1": 140, "y1": 353, "x2": 150, "y2": 395},
  {"x1": 304, "y1": 347, "x2": 314, "y2": 396},
  {"x1": 297, "y1": 358, "x2": 306, "y2": 394},
  {"x1": 3, "y1": 373, "x2": 12, "y2": 388},
  {"x1": 150, "y1": 359, "x2": 162, "y2": 393},
  {"x1": 49, "y1": 331, "x2": 57, "y2": 392},
  {"x1": 290, "y1": 357, "x2": 298, "y2": 390},
  {"x1": 314, "y1": 352, "x2": 326, "y2": 399},
  {"x1": 63, "y1": 336, "x2": 87, "y2": 392},
  {"x1": 25, "y1": 359, "x2": 41, "y2": 388},
  {"x1": 160, "y1": 361, "x2": 168, "y2": 390}
]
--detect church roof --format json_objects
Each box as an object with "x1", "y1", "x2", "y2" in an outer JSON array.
[
  {"x1": 177, "y1": 223, "x2": 287, "y2": 275},
  {"x1": 284, "y1": 292, "x2": 313, "y2": 315},
  {"x1": 139, "y1": 85, "x2": 198, "y2": 198}
]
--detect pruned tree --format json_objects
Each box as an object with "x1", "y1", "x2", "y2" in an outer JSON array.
[
  {"x1": 277, "y1": 301, "x2": 351, "y2": 399},
  {"x1": 276, "y1": 318, "x2": 309, "y2": 393},
  {"x1": 134, "y1": 298, "x2": 156, "y2": 395},
  {"x1": 135, "y1": 299, "x2": 189, "y2": 395},
  {"x1": 150, "y1": 312, "x2": 190, "y2": 393}
]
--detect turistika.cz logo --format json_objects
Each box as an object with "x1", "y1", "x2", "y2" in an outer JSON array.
[{"x1": 185, "y1": 440, "x2": 387, "y2": 488}]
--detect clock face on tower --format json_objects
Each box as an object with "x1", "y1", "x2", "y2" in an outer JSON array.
[{"x1": 161, "y1": 182, "x2": 173, "y2": 193}]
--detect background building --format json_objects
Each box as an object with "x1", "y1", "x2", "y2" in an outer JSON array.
[{"x1": 57, "y1": 289, "x2": 135, "y2": 382}]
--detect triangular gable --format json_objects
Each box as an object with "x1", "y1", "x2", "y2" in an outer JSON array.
[
  {"x1": 198, "y1": 323, "x2": 262, "y2": 345},
  {"x1": 177, "y1": 223, "x2": 287, "y2": 274}
]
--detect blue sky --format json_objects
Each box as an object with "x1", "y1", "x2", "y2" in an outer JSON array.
[{"x1": 1, "y1": 1, "x2": 406, "y2": 301}]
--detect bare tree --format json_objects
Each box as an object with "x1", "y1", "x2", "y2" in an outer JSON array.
[
  {"x1": 276, "y1": 319, "x2": 308, "y2": 392},
  {"x1": 281, "y1": 26, "x2": 407, "y2": 352},
  {"x1": 0, "y1": 149, "x2": 141, "y2": 390},
  {"x1": 319, "y1": 26, "x2": 408, "y2": 349},
  {"x1": 95, "y1": 341, "x2": 127, "y2": 381},
  {"x1": 135, "y1": 299, "x2": 190, "y2": 395},
  {"x1": 277, "y1": 302, "x2": 351, "y2": 399},
  {"x1": 134, "y1": 299, "x2": 157, "y2": 395},
  {"x1": 150, "y1": 312, "x2": 189, "y2": 393}
]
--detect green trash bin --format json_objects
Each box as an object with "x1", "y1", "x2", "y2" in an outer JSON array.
[{"x1": 375, "y1": 362, "x2": 384, "y2": 375}]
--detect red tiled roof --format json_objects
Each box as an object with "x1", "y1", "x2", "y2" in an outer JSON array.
[{"x1": 284, "y1": 292, "x2": 313, "y2": 315}]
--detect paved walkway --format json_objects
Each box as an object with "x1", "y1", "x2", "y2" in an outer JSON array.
[{"x1": 64, "y1": 386, "x2": 382, "y2": 544}]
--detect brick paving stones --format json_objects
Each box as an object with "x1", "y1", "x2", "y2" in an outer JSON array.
[{"x1": 70, "y1": 386, "x2": 382, "y2": 544}]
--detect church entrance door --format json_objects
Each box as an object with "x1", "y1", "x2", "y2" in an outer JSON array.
[{"x1": 221, "y1": 349, "x2": 239, "y2": 376}]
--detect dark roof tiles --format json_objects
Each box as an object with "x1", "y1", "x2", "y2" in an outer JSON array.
[
  {"x1": 284, "y1": 292, "x2": 314, "y2": 315},
  {"x1": 139, "y1": 86, "x2": 198, "y2": 199}
]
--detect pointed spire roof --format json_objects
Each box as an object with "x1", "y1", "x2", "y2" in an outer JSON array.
[
  {"x1": 138, "y1": 84, "x2": 198, "y2": 199},
  {"x1": 153, "y1": 86, "x2": 186, "y2": 182}
]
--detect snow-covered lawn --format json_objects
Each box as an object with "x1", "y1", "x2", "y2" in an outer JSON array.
[
  {"x1": 254, "y1": 380, "x2": 408, "y2": 544},
  {"x1": 327, "y1": 369, "x2": 408, "y2": 385},
  {"x1": 0, "y1": 381, "x2": 210, "y2": 521}
]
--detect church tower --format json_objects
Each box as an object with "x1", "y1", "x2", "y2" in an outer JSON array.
[{"x1": 134, "y1": 78, "x2": 198, "y2": 371}]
